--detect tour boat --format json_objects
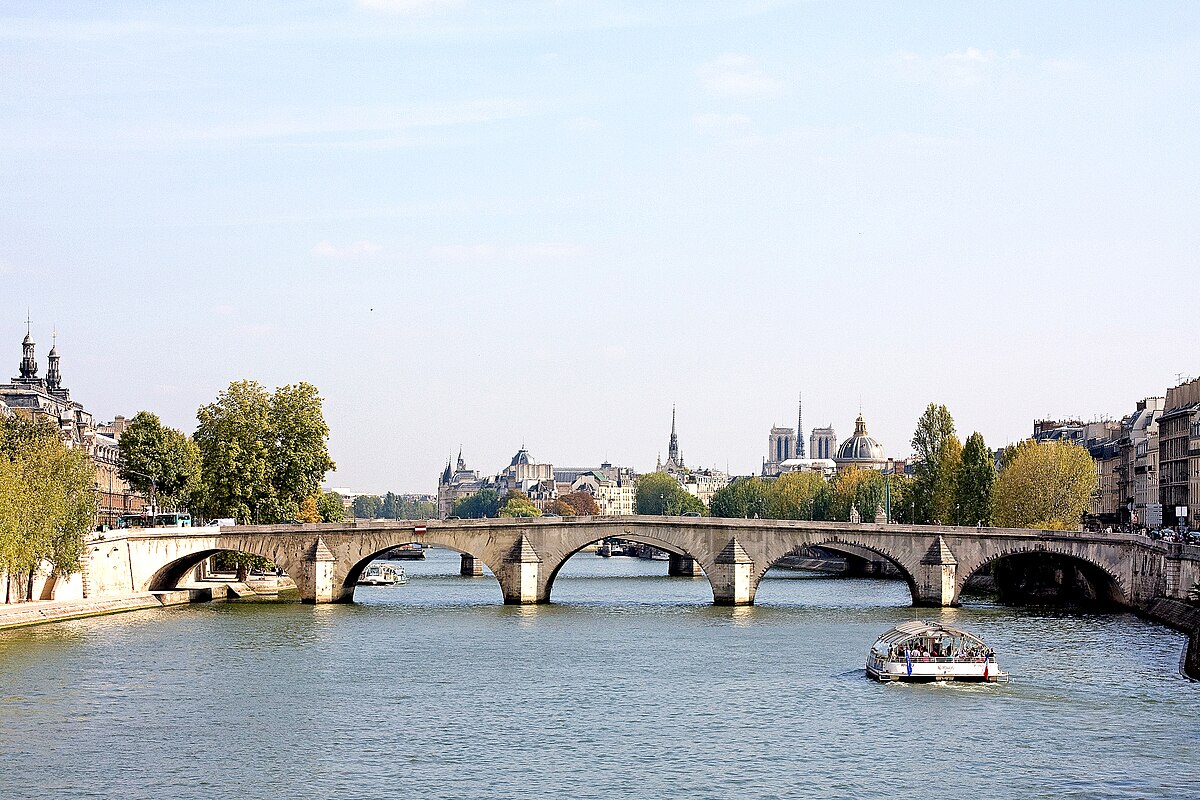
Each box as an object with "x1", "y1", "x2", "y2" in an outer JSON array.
[
  {"x1": 866, "y1": 621, "x2": 1008, "y2": 683},
  {"x1": 356, "y1": 563, "x2": 408, "y2": 587},
  {"x1": 388, "y1": 542, "x2": 427, "y2": 560}
]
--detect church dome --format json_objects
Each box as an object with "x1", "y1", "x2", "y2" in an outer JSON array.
[
  {"x1": 836, "y1": 414, "x2": 885, "y2": 463},
  {"x1": 510, "y1": 448, "x2": 534, "y2": 466}
]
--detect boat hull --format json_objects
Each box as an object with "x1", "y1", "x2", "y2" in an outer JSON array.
[{"x1": 866, "y1": 657, "x2": 1006, "y2": 683}]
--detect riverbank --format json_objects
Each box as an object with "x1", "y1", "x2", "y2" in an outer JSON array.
[
  {"x1": 0, "y1": 581, "x2": 262, "y2": 630},
  {"x1": 1140, "y1": 598, "x2": 1200, "y2": 680}
]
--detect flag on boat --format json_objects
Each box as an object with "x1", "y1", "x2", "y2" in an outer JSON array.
[
  {"x1": 906, "y1": 650, "x2": 913, "y2": 676},
  {"x1": 983, "y1": 658, "x2": 989, "y2": 681}
]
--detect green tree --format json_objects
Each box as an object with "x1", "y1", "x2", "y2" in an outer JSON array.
[
  {"x1": 454, "y1": 488, "x2": 501, "y2": 519},
  {"x1": 352, "y1": 495, "x2": 383, "y2": 519},
  {"x1": 193, "y1": 380, "x2": 335, "y2": 524},
  {"x1": 828, "y1": 468, "x2": 886, "y2": 522},
  {"x1": 317, "y1": 491, "x2": 345, "y2": 523},
  {"x1": 888, "y1": 473, "x2": 916, "y2": 523},
  {"x1": 709, "y1": 477, "x2": 770, "y2": 519},
  {"x1": 766, "y1": 471, "x2": 826, "y2": 520},
  {"x1": 635, "y1": 472, "x2": 706, "y2": 515},
  {"x1": 992, "y1": 439, "x2": 1097, "y2": 530},
  {"x1": 498, "y1": 490, "x2": 542, "y2": 518},
  {"x1": 932, "y1": 435, "x2": 963, "y2": 524},
  {"x1": 910, "y1": 403, "x2": 961, "y2": 524},
  {"x1": 0, "y1": 416, "x2": 97, "y2": 601},
  {"x1": 956, "y1": 432, "x2": 996, "y2": 526},
  {"x1": 117, "y1": 411, "x2": 201, "y2": 511}
]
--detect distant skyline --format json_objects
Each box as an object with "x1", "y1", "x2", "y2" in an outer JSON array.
[{"x1": 4, "y1": 1, "x2": 1198, "y2": 492}]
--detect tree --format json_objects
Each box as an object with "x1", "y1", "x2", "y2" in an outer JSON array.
[
  {"x1": 558, "y1": 491, "x2": 601, "y2": 516},
  {"x1": 888, "y1": 473, "x2": 916, "y2": 523},
  {"x1": 498, "y1": 490, "x2": 542, "y2": 518},
  {"x1": 992, "y1": 439, "x2": 1097, "y2": 530},
  {"x1": 931, "y1": 435, "x2": 963, "y2": 525},
  {"x1": 956, "y1": 432, "x2": 996, "y2": 526},
  {"x1": 635, "y1": 472, "x2": 705, "y2": 515},
  {"x1": 709, "y1": 478, "x2": 769, "y2": 519},
  {"x1": 297, "y1": 495, "x2": 322, "y2": 523},
  {"x1": 454, "y1": 488, "x2": 501, "y2": 519},
  {"x1": 117, "y1": 411, "x2": 201, "y2": 511},
  {"x1": 827, "y1": 468, "x2": 886, "y2": 522},
  {"x1": 766, "y1": 471, "x2": 826, "y2": 520},
  {"x1": 352, "y1": 495, "x2": 383, "y2": 519},
  {"x1": 317, "y1": 491, "x2": 345, "y2": 523},
  {"x1": 193, "y1": 380, "x2": 335, "y2": 524},
  {"x1": 0, "y1": 416, "x2": 97, "y2": 601},
  {"x1": 910, "y1": 403, "x2": 961, "y2": 524},
  {"x1": 546, "y1": 498, "x2": 576, "y2": 516}
]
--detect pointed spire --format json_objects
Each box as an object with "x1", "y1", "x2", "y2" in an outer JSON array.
[
  {"x1": 796, "y1": 392, "x2": 805, "y2": 458},
  {"x1": 666, "y1": 404, "x2": 681, "y2": 467}
]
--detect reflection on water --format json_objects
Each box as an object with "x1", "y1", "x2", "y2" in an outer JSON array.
[{"x1": 0, "y1": 547, "x2": 1197, "y2": 800}]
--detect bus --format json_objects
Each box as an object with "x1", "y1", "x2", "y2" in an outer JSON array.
[{"x1": 116, "y1": 512, "x2": 192, "y2": 529}]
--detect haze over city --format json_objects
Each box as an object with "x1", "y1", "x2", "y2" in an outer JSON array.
[{"x1": 3, "y1": 1, "x2": 1198, "y2": 491}]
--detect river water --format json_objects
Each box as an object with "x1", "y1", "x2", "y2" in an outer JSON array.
[{"x1": 1, "y1": 548, "x2": 1197, "y2": 799}]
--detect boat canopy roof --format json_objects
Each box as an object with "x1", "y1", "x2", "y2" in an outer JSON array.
[{"x1": 873, "y1": 621, "x2": 987, "y2": 647}]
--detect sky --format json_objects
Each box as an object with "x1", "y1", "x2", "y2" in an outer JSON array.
[{"x1": 2, "y1": 1, "x2": 1199, "y2": 493}]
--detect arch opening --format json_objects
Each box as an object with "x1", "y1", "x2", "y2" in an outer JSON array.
[
  {"x1": 146, "y1": 549, "x2": 298, "y2": 598},
  {"x1": 541, "y1": 534, "x2": 713, "y2": 605},
  {"x1": 757, "y1": 541, "x2": 919, "y2": 606},
  {"x1": 341, "y1": 542, "x2": 504, "y2": 603},
  {"x1": 964, "y1": 551, "x2": 1127, "y2": 608}
]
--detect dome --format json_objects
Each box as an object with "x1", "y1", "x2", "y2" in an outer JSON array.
[
  {"x1": 510, "y1": 448, "x2": 534, "y2": 466},
  {"x1": 836, "y1": 414, "x2": 886, "y2": 463}
]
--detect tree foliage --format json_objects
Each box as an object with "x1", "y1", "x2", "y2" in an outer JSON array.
[
  {"x1": 558, "y1": 491, "x2": 601, "y2": 516},
  {"x1": 117, "y1": 411, "x2": 201, "y2": 511},
  {"x1": 635, "y1": 472, "x2": 705, "y2": 515},
  {"x1": 498, "y1": 490, "x2": 542, "y2": 518},
  {"x1": 956, "y1": 432, "x2": 995, "y2": 526},
  {"x1": 765, "y1": 471, "x2": 826, "y2": 520},
  {"x1": 827, "y1": 468, "x2": 886, "y2": 522},
  {"x1": 453, "y1": 488, "x2": 501, "y2": 519},
  {"x1": 709, "y1": 477, "x2": 769, "y2": 519},
  {"x1": 910, "y1": 403, "x2": 961, "y2": 524},
  {"x1": 193, "y1": 380, "x2": 335, "y2": 524},
  {"x1": 380, "y1": 492, "x2": 436, "y2": 520},
  {"x1": 297, "y1": 495, "x2": 322, "y2": 523},
  {"x1": 352, "y1": 494, "x2": 383, "y2": 519},
  {"x1": 0, "y1": 416, "x2": 97, "y2": 600},
  {"x1": 992, "y1": 439, "x2": 1097, "y2": 530},
  {"x1": 317, "y1": 491, "x2": 345, "y2": 523}
]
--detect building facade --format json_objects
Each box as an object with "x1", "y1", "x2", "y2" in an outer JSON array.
[
  {"x1": 809, "y1": 426, "x2": 837, "y2": 460},
  {"x1": 1, "y1": 325, "x2": 144, "y2": 525},
  {"x1": 1158, "y1": 379, "x2": 1200, "y2": 529},
  {"x1": 569, "y1": 464, "x2": 637, "y2": 516}
]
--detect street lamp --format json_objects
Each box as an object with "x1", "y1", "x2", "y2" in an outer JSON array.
[
  {"x1": 885, "y1": 458, "x2": 893, "y2": 524},
  {"x1": 123, "y1": 468, "x2": 157, "y2": 519}
]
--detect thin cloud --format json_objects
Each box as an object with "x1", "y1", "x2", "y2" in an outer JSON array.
[
  {"x1": 312, "y1": 240, "x2": 383, "y2": 258},
  {"x1": 357, "y1": 0, "x2": 464, "y2": 13},
  {"x1": 428, "y1": 242, "x2": 582, "y2": 263},
  {"x1": 692, "y1": 112, "x2": 752, "y2": 131},
  {"x1": 697, "y1": 53, "x2": 784, "y2": 97}
]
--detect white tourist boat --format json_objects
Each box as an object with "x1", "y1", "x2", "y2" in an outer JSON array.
[
  {"x1": 356, "y1": 563, "x2": 408, "y2": 587},
  {"x1": 866, "y1": 621, "x2": 1008, "y2": 683}
]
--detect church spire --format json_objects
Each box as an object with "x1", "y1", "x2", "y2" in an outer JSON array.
[
  {"x1": 46, "y1": 327, "x2": 61, "y2": 390},
  {"x1": 667, "y1": 405, "x2": 680, "y2": 464},
  {"x1": 18, "y1": 312, "x2": 37, "y2": 380},
  {"x1": 796, "y1": 393, "x2": 805, "y2": 458}
]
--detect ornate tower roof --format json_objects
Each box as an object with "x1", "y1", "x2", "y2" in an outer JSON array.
[
  {"x1": 46, "y1": 329, "x2": 61, "y2": 390},
  {"x1": 18, "y1": 314, "x2": 38, "y2": 380},
  {"x1": 836, "y1": 413, "x2": 885, "y2": 463}
]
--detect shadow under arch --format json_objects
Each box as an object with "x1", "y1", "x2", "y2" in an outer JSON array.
[
  {"x1": 145, "y1": 548, "x2": 295, "y2": 594},
  {"x1": 757, "y1": 539, "x2": 921, "y2": 606},
  {"x1": 341, "y1": 542, "x2": 505, "y2": 603},
  {"x1": 540, "y1": 533, "x2": 714, "y2": 605},
  {"x1": 961, "y1": 549, "x2": 1128, "y2": 608}
]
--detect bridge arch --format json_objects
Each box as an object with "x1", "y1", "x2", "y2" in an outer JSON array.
[
  {"x1": 144, "y1": 547, "x2": 297, "y2": 594},
  {"x1": 339, "y1": 541, "x2": 506, "y2": 602},
  {"x1": 955, "y1": 543, "x2": 1129, "y2": 607},
  {"x1": 537, "y1": 531, "x2": 714, "y2": 605},
  {"x1": 754, "y1": 538, "x2": 921, "y2": 606}
]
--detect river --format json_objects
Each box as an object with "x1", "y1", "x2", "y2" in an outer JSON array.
[{"x1": 1, "y1": 547, "x2": 1197, "y2": 799}]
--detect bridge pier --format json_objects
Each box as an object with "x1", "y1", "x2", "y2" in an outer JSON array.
[
  {"x1": 668, "y1": 554, "x2": 703, "y2": 577},
  {"x1": 914, "y1": 536, "x2": 958, "y2": 607},
  {"x1": 460, "y1": 554, "x2": 483, "y2": 577},
  {"x1": 710, "y1": 538, "x2": 754, "y2": 605},
  {"x1": 298, "y1": 537, "x2": 339, "y2": 604},
  {"x1": 501, "y1": 534, "x2": 542, "y2": 604}
]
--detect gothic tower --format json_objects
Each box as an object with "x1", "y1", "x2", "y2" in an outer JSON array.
[{"x1": 46, "y1": 331, "x2": 61, "y2": 391}]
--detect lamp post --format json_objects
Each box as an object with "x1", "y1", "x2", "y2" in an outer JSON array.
[
  {"x1": 885, "y1": 458, "x2": 893, "y2": 524},
  {"x1": 124, "y1": 468, "x2": 157, "y2": 519}
]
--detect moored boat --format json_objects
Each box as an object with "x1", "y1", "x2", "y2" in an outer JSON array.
[{"x1": 866, "y1": 621, "x2": 1007, "y2": 683}]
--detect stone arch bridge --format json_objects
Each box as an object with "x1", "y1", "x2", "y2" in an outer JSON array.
[{"x1": 109, "y1": 516, "x2": 1186, "y2": 609}]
